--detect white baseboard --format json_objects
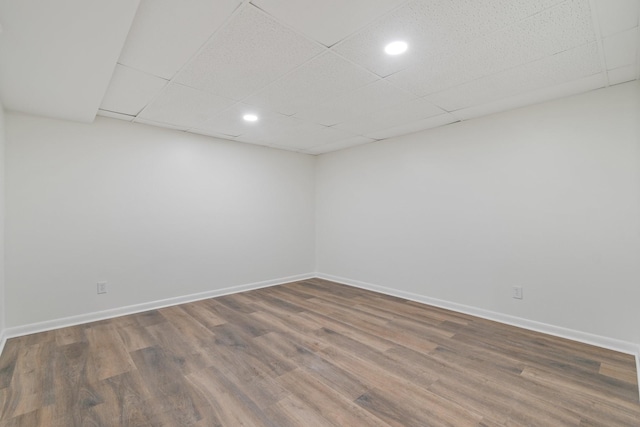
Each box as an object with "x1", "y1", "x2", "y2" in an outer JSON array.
[
  {"x1": 3, "y1": 272, "x2": 315, "y2": 341},
  {"x1": 636, "y1": 346, "x2": 640, "y2": 400},
  {"x1": 317, "y1": 273, "x2": 639, "y2": 356},
  {"x1": 0, "y1": 329, "x2": 6, "y2": 359}
]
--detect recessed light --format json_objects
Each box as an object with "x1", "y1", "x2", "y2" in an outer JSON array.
[
  {"x1": 243, "y1": 114, "x2": 258, "y2": 122},
  {"x1": 384, "y1": 41, "x2": 408, "y2": 56}
]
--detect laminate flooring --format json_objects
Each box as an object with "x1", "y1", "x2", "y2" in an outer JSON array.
[{"x1": 0, "y1": 278, "x2": 638, "y2": 426}]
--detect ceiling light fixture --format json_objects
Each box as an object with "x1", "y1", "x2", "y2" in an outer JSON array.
[
  {"x1": 243, "y1": 114, "x2": 258, "y2": 122},
  {"x1": 384, "y1": 41, "x2": 408, "y2": 55}
]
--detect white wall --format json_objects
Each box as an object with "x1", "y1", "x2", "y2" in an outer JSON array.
[
  {"x1": 317, "y1": 82, "x2": 640, "y2": 345},
  {"x1": 5, "y1": 114, "x2": 315, "y2": 327},
  {"x1": 0, "y1": 103, "x2": 5, "y2": 338}
]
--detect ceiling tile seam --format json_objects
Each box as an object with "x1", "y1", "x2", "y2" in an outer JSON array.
[
  {"x1": 408, "y1": 39, "x2": 602, "y2": 107},
  {"x1": 225, "y1": 51, "x2": 355, "y2": 111},
  {"x1": 328, "y1": 5, "x2": 407, "y2": 53},
  {"x1": 588, "y1": 0, "x2": 612, "y2": 87},
  {"x1": 162, "y1": 0, "x2": 245, "y2": 82},
  {"x1": 441, "y1": 0, "x2": 579, "y2": 55},
  {"x1": 115, "y1": 62, "x2": 170, "y2": 82},
  {"x1": 323, "y1": 0, "x2": 414, "y2": 48},
  {"x1": 329, "y1": 0, "x2": 574, "y2": 69},
  {"x1": 329, "y1": 0, "x2": 597, "y2": 85},
  {"x1": 126, "y1": 1, "x2": 575, "y2": 142},
  {"x1": 131, "y1": 81, "x2": 235, "y2": 128},
  {"x1": 447, "y1": 71, "x2": 606, "y2": 121},
  {"x1": 128, "y1": 3, "x2": 248, "y2": 123},
  {"x1": 132, "y1": 2, "x2": 259, "y2": 121},
  {"x1": 189, "y1": 51, "x2": 381, "y2": 132},
  {"x1": 130, "y1": 77, "x2": 170, "y2": 117},
  {"x1": 162, "y1": 3, "x2": 337, "y2": 121},
  {"x1": 185, "y1": 101, "x2": 295, "y2": 139},
  {"x1": 244, "y1": 2, "x2": 329, "y2": 53},
  {"x1": 98, "y1": 108, "x2": 136, "y2": 119},
  {"x1": 328, "y1": 47, "x2": 400, "y2": 81}
]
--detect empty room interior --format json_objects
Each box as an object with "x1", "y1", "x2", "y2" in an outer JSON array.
[{"x1": 1, "y1": 0, "x2": 640, "y2": 425}]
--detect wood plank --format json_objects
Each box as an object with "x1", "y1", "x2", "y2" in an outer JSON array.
[
  {"x1": 0, "y1": 279, "x2": 638, "y2": 426},
  {"x1": 85, "y1": 324, "x2": 135, "y2": 381}
]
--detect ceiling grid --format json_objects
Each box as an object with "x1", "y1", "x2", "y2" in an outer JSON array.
[{"x1": 0, "y1": 0, "x2": 638, "y2": 154}]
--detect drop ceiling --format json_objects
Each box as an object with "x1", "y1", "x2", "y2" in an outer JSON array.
[{"x1": 1, "y1": 0, "x2": 638, "y2": 155}]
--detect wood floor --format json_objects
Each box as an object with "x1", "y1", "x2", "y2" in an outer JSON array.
[{"x1": 0, "y1": 279, "x2": 638, "y2": 426}]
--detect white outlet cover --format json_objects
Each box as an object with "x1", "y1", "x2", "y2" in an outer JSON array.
[
  {"x1": 512, "y1": 286, "x2": 523, "y2": 299},
  {"x1": 97, "y1": 281, "x2": 108, "y2": 294}
]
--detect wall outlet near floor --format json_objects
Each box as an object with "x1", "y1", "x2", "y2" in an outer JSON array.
[
  {"x1": 97, "y1": 281, "x2": 108, "y2": 294},
  {"x1": 512, "y1": 286, "x2": 523, "y2": 299}
]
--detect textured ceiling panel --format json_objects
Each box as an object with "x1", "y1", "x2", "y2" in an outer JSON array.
[
  {"x1": 5, "y1": 0, "x2": 639, "y2": 154},
  {"x1": 100, "y1": 64, "x2": 168, "y2": 116},
  {"x1": 603, "y1": 28, "x2": 639, "y2": 70},
  {"x1": 137, "y1": 83, "x2": 235, "y2": 129},
  {"x1": 364, "y1": 113, "x2": 459, "y2": 140},
  {"x1": 174, "y1": 5, "x2": 324, "y2": 101},
  {"x1": 294, "y1": 79, "x2": 416, "y2": 126},
  {"x1": 250, "y1": 0, "x2": 406, "y2": 46},
  {"x1": 118, "y1": 0, "x2": 242, "y2": 79},
  {"x1": 303, "y1": 136, "x2": 376, "y2": 155},
  {"x1": 267, "y1": 121, "x2": 359, "y2": 150},
  {"x1": 194, "y1": 103, "x2": 288, "y2": 138},
  {"x1": 334, "y1": 0, "x2": 566, "y2": 77},
  {"x1": 333, "y1": 97, "x2": 445, "y2": 135},
  {"x1": 607, "y1": 65, "x2": 638, "y2": 86},
  {"x1": 450, "y1": 73, "x2": 605, "y2": 121},
  {"x1": 595, "y1": 0, "x2": 639, "y2": 37},
  {"x1": 246, "y1": 52, "x2": 378, "y2": 116},
  {"x1": 387, "y1": 0, "x2": 596, "y2": 97},
  {"x1": 233, "y1": 115, "x2": 356, "y2": 149},
  {"x1": 426, "y1": 43, "x2": 602, "y2": 112},
  {"x1": 387, "y1": 43, "x2": 501, "y2": 98}
]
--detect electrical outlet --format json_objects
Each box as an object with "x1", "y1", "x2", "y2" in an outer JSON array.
[
  {"x1": 512, "y1": 286, "x2": 523, "y2": 299},
  {"x1": 97, "y1": 281, "x2": 108, "y2": 294}
]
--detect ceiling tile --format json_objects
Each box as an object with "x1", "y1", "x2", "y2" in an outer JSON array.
[
  {"x1": 450, "y1": 73, "x2": 605, "y2": 121},
  {"x1": 231, "y1": 115, "x2": 302, "y2": 146},
  {"x1": 333, "y1": 0, "x2": 566, "y2": 77},
  {"x1": 245, "y1": 52, "x2": 378, "y2": 116},
  {"x1": 388, "y1": 0, "x2": 596, "y2": 97},
  {"x1": 194, "y1": 103, "x2": 289, "y2": 137},
  {"x1": 174, "y1": 5, "x2": 324, "y2": 101},
  {"x1": 294, "y1": 79, "x2": 416, "y2": 126},
  {"x1": 425, "y1": 42, "x2": 602, "y2": 111},
  {"x1": 100, "y1": 64, "x2": 168, "y2": 115},
  {"x1": 118, "y1": 0, "x2": 242, "y2": 79},
  {"x1": 513, "y1": 0, "x2": 596, "y2": 50},
  {"x1": 387, "y1": 42, "x2": 499, "y2": 97},
  {"x1": 250, "y1": 0, "x2": 406, "y2": 47},
  {"x1": 303, "y1": 136, "x2": 376, "y2": 155},
  {"x1": 364, "y1": 113, "x2": 459, "y2": 139},
  {"x1": 595, "y1": 0, "x2": 639, "y2": 37},
  {"x1": 97, "y1": 109, "x2": 135, "y2": 121},
  {"x1": 603, "y1": 27, "x2": 639, "y2": 70},
  {"x1": 607, "y1": 64, "x2": 639, "y2": 86},
  {"x1": 266, "y1": 121, "x2": 360, "y2": 150},
  {"x1": 137, "y1": 83, "x2": 235, "y2": 129},
  {"x1": 332, "y1": 97, "x2": 445, "y2": 135}
]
